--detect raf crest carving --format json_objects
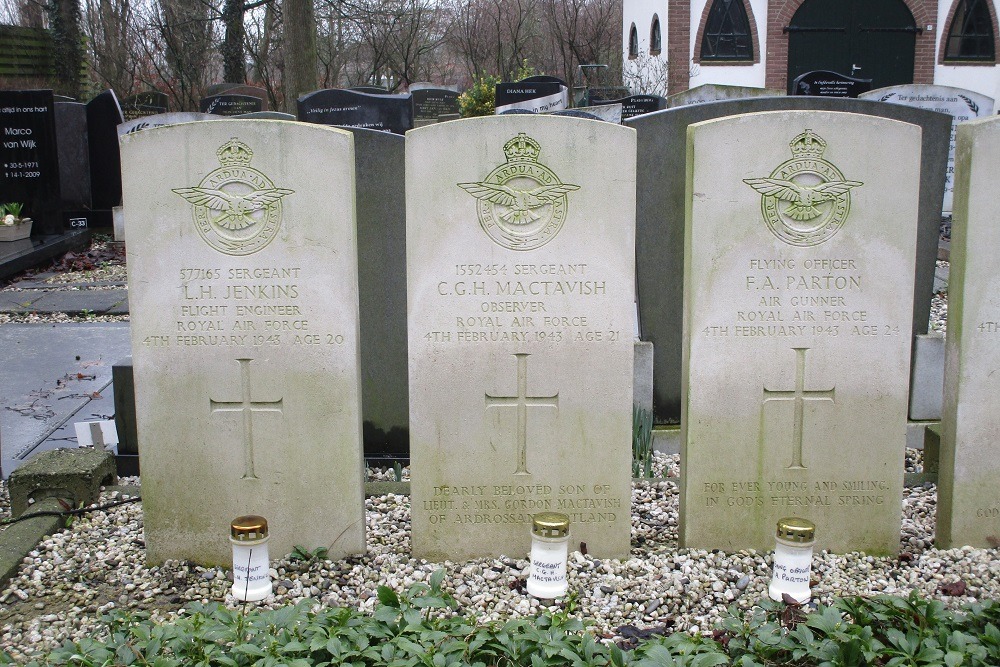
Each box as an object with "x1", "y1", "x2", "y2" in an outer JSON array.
[{"x1": 174, "y1": 138, "x2": 294, "y2": 256}]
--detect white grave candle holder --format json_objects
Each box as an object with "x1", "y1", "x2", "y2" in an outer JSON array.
[
  {"x1": 230, "y1": 515, "x2": 272, "y2": 602},
  {"x1": 768, "y1": 517, "x2": 815, "y2": 604},
  {"x1": 527, "y1": 512, "x2": 570, "y2": 599}
]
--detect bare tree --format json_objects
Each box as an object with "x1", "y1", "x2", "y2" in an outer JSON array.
[
  {"x1": 447, "y1": 0, "x2": 540, "y2": 82},
  {"x1": 282, "y1": 0, "x2": 317, "y2": 111},
  {"x1": 154, "y1": 0, "x2": 215, "y2": 109},
  {"x1": 82, "y1": 0, "x2": 141, "y2": 95}
]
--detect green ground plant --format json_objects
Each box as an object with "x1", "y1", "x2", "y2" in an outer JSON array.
[{"x1": 6, "y1": 576, "x2": 1000, "y2": 667}]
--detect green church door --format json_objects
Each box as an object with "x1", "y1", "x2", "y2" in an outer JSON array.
[{"x1": 786, "y1": 0, "x2": 918, "y2": 93}]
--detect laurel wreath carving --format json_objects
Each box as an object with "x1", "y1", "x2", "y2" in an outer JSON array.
[
  {"x1": 879, "y1": 93, "x2": 896, "y2": 102},
  {"x1": 958, "y1": 94, "x2": 979, "y2": 115}
]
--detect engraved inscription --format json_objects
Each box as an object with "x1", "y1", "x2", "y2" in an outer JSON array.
[
  {"x1": 210, "y1": 358, "x2": 283, "y2": 479},
  {"x1": 485, "y1": 353, "x2": 558, "y2": 475}
]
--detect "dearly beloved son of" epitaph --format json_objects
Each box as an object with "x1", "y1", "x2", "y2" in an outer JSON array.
[{"x1": 407, "y1": 116, "x2": 635, "y2": 560}]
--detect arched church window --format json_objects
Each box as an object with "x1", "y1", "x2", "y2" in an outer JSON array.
[
  {"x1": 700, "y1": 0, "x2": 753, "y2": 60},
  {"x1": 945, "y1": 0, "x2": 995, "y2": 61},
  {"x1": 650, "y1": 15, "x2": 662, "y2": 55},
  {"x1": 629, "y1": 23, "x2": 639, "y2": 58}
]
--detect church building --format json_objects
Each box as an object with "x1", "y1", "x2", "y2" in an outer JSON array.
[{"x1": 622, "y1": 0, "x2": 999, "y2": 99}]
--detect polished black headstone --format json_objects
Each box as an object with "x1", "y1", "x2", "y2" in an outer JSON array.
[
  {"x1": 627, "y1": 97, "x2": 950, "y2": 424},
  {"x1": 0, "y1": 89, "x2": 61, "y2": 234},
  {"x1": 588, "y1": 86, "x2": 631, "y2": 103},
  {"x1": 200, "y1": 94, "x2": 263, "y2": 116},
  {"x1": 792, "y1": 71, "x2": 872, "y2": 98},
  {"x1": 494, "y1": 79, "x2": 565, "y2": 113},
  {"x1": 86, "y1": 90, "x2": 125, "y2": 212},
  {"x1": 591, "y1": 94, "x2": 666, "y2": 121},
  {"x1": 120, "y1": 91, "x2": 168, "y2": 120},
  {"x1": 54, "y1": 101, "x2": 90, "y2": 208},
  {"x1": 297, "y1": 89, "x2": 414, "y2": 134},
  {"x1": 410, "y1": 88, "x2": 460, "y2": 122},
  {"x1": 344, "y1": 127, "x2": 409, "y2": 455}
]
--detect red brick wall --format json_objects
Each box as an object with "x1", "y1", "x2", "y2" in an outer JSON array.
[
  {"x1": 668, "y1": 0, "x2": 692, "y2": 93},
  {"x1": 764, "y1": 0, "x2": 938, "y2": 90}
]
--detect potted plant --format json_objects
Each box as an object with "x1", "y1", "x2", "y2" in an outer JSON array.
[{"x1": 0, "y1": 203, "x2": 32, "y2": 241}]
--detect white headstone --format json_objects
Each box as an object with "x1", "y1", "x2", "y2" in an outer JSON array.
[
  {"x1": 121, "y1": 120, "x2": 366, "y2": 566},
  {"x1": 682, "y1": 111, "x2": 920, "y2": 554},
  {"x1": 407, "y1": 116, "x2": 636, "y2": 560},
  {"x1": 860, "y1": 84, "x2": 994, "y2": 212},
  {"x1": 938, "y1": 115, "x2": 1000, "y2": 549}
]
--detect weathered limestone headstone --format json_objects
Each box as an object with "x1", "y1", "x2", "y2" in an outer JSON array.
[
  {"x1": 682, "y1": 111, "x2": 919, "y2": 554},
  {"x1": 117, "y1": 112, "x2": 221, "y2": 136},
  {"x1": 121, "y1": 120, "x2": 366, "y2": 565},
  {"x1": 859, "y1": 84, "x2": 994, "y2": 212},
  {"x1": 408, "y1": 116, "x2": 635, "y2": 560},
  {"x1": 629, "y1": 97, "x2": 950, "y2": 424},
  {"x1": 938, "y1": 115, "x2": 1000, "y2": 549},
  {"x1": 666, "y1": 84, "x2": 781, "y2": 108}
]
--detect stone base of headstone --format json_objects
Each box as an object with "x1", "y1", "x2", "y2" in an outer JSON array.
[
  {"x1": 909, "y1": 333, "x2": 945, "y2": 420},
  {"x1": 8, "y1": 448, "x2": 117, "y2": 517},
  {"x1": 634, "y1": 341, "x2": 653, "y2": 414},
  {"x1": 0, "y1": 230, "x2": 90, "y2": 282},
  {"x1": 922, "y1": 423, "x2": 941, "y2": 474}
]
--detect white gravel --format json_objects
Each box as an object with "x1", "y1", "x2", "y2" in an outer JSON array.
[{"x1": 1, "y1": 454, "x2": 997, "y2": 661}]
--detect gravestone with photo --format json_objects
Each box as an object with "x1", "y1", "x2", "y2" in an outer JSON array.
[
  {"x1": 682, "y1": 111, "x2": 919, "y2": 554},
  {"x1": 666, "y1": 83, "x2": 782, "y2": 108},
  {"x1": 792, "y1": 71, "x2": 872, "y2": 98},
  {"x1": 297, "y1": 89, "x2": 414, "y2": 134},
  {"x1": 495, "y1": 76, "x2": 569, "y2": 114},
  {"x1": 859, "y1": 84, "x2": 994, "y2": 212},
  {"x1": 937, "y1": 115, "x2": 1000, "y2": 549},
  {"x1": 0, "y1": 89, "x2": 61, "y2": 234},
  {"x1": 407, "y1": 116, "x2": 635, "y2": 560},
  {"x1": 628, "y1": 97, "x2": 950, "y2": 424},
  {"x1": 121, "y1": 120, "x2": 366, "y2": 565}
]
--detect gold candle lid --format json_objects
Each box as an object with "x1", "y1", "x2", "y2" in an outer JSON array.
[
  {"x1": 231, "y1": 515, "x2": 268, "y2": 540},
  {"x1": 532, "y1": 512, "x2": 570, "y2": 538},
  {"x1": 776, "y1": 517, "x2": 815, "y2": 543}
]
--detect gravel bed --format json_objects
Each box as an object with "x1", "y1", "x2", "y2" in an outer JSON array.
[{"x1": 1, "y1": 453, "x2": 997, "y2": 661}]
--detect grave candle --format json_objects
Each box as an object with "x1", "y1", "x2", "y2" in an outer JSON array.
[
  {"x1": 527, "y1": 512, "x2": 570, "y2": 599},
  {"x1": 230, "y1": 515, "x2": 271, "y2": 601},
  {"x1": 768, "y1": 517, "x2": 816, "y2": 604}
]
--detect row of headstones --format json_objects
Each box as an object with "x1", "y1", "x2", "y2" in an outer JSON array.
[{"x1": 121, "y1": 105, "x2": 998, "y2": 569}]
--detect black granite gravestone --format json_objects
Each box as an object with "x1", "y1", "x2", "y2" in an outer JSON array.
[
  {"x1": 343, "y1": 127, "x2": 409, "y2": 456},
  {"x1": 0, "y1": 89, "x2": 61, "y2": 234},
  {"x1": 120, "y1": 91, "x2": 168, "y2": 121},
  {"x1": 627, "y1": 98, "x2": 950, "y2": 424},
  {"x1": 410, "y1": 88, "x2": 460, "y2": 123},
  {"x1": 495, "y1": 76, "x2": 568, "y2": 113},
  {"x1": 591, "y1": 94, "x2": 666, "y2": 121},
  {"x1": 86, "y1": 90, "x2": 124, "y2": 218},
  {"x1": 54, "y1": 101, "x2": 90, "y2": 209},
  {"x1": 297, "y1": 89, "x2": 414, "y2": 134},
  {"x1": 792, "y1": 71, "x2": 872, "y2": 98},
  {"x1": 200, "y1": 94, "x2": 264, "y2": 116}
]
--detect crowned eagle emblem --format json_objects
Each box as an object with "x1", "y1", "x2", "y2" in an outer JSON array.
[
  {"x1": 458, "y1": 133, "x2": 579, "y2": 251},
  {"x1": 743, "y1": 129, "x2": 863, "y2": 247},
  {"x1": 173, "y1": 138, "x2": 294, "y2": 256}
]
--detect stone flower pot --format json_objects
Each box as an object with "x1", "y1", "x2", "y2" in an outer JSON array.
[{"x1": 0, "y1": 218, "x2": 32, "y2": 241}]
